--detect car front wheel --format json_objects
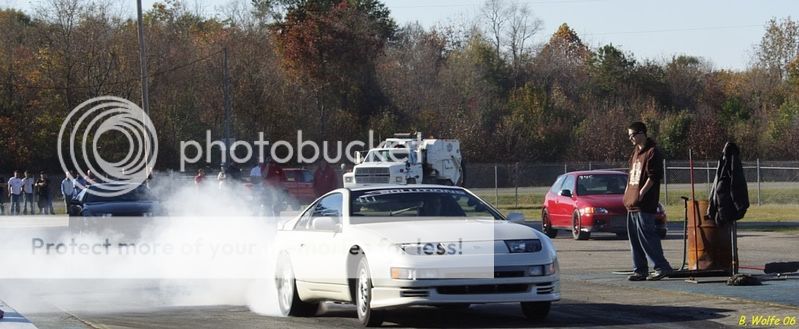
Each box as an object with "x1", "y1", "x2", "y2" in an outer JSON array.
[
  {"x1": 572, "y1": 213, "x2": 590, "y2": 240},
  {"x1": 356, "y1": 257, "x2": 384, "y2": 327},
  {"x1": 521, "y1": 301, "x2": 551, "y2": 320},
  {"x1": 275, "y1": 256, "x2": 318, "y2": 317}
]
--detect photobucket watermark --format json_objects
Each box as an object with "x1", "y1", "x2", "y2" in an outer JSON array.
[
  {"x1": 179, "y1": 130, "x2": 383, "y2": 172},
  {"x1": 58, "y1": 96, "x2": 158, "y2": 197}
]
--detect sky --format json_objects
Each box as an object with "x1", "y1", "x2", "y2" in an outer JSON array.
[{"x1": 2, "y1": 0, "x2": 796, "y2": 71}]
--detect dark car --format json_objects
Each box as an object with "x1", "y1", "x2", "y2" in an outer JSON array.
[
  {"x1": 542, "y1": 170, "x2": 667, "y2": 240},
  {"x1": 68, "y1": 184, "x2": 159, "y2": 217}
]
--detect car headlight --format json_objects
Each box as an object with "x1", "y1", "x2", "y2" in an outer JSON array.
[
  {"x1": 395, "y1": 176, "x2": 403, "y2": 183},
  {"x1": 528, "y1": 260, "x2": 558, "y2": 276},
  {"x1": 390, "y1": 267, "x2": 439, "y2": 280},
  {"x1": 344, "y1": 176, "x2": 353, "y2": 183},
  {"x1": 579, "y1": 207, "x2": 608, "y2": 216},
  {"x1": 504, "y1": 239, "x2": 542, "y2": 253}
]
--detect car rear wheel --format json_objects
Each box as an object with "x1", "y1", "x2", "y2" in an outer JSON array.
[
  {"x1": 541, "y1": 211, "x2": 558, "y2": 238},
  {"x1": 356, "y1": 257, "x2": 384, "y2": 327},
  {"x1": 521, "y1": 301, "x2": 551, "y2": 320},
  {"x1": 275, "y1": 256, "x2": 319, "y2": 317},
  {"x1": 572, "y1": 213, "x2": 590, "y2": 240}
]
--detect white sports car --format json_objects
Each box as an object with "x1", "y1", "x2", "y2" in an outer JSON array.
[{"x1": 274, "y1": 185, "x2": 560, "y2": 326}]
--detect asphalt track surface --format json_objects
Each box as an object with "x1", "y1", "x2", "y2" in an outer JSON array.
[{"x1": 2, "y1": 222, "x2": 798, "y2": 328}]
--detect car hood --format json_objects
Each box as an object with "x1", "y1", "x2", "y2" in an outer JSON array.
[
  {"x1": 349, "y1": 218, "x2": 539, "y2": 243},
  {"x1": 356, "y1": 162, "x2": 404, "y2": 169}
]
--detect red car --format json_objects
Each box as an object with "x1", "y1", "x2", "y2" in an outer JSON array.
[
  {"x1": 541, "y1": 170, "x2": 667, "y2": 240},
  {"x1": 282, "y1": 168, "x2": 315, "y2": 210}
]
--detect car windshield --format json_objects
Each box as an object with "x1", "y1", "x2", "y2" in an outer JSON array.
[
  {"x1": 350, "y1": 188, "x2": 502, "y2": 219},
  {"x1": 576, "y1": 174, "x2": 627, "y2": 195},
  {"x1": 365, "y1": 149, "x2": 409, "y2": 162},
  {"x1": 84, "y1": 186, "x2": 154, "y2": 203}
]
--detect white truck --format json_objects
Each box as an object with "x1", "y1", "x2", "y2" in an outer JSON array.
[{"x1": 343, "y1": 133, "x2": 463, "y2": 187}]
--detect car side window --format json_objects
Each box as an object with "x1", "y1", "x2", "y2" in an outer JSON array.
[
  {"x1": 313, "y1": 193, "x2": 342, "y2": 218},
  {"x1": 560, "y1": 175, "x2": 575, "y2": 194},
  {"x1": 295, "y1": 193, "x2": 343, "y2": 231},
  {"x1": 293, "y1": 205, "x2": 314, "y2": 230},
  {"x1": 550, "y1": 175, "x2": 566, "y2": 193}
]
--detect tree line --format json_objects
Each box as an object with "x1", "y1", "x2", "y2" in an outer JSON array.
[{"x1": 1, "y1": 0, "x2": 798, "y2": 174}]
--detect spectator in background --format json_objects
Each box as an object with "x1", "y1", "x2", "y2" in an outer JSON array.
[
  {"x1": 0, "y1": 177, "x2": 5, "y2": 215},
  {"x1": 61, "y1": 171, "x2": 75, "y2": 213},
  {"x1": 263, "y1": 158, "x2": 286, "y2": 216},
  {"x1": 217, "y1": 165, "x2": 227, "y2": 190},
  {"x1": 22, "y1": 170, "x2": 34, "y2": 215},
  {"x1": 8, "y1": 171, "x2": 24, "y2": 215},
  {"x1": 35, "y1": 171, "x2": 54, "y2": 214},
  {"x1": 250, "y1": 162, "x2": 263, "y2": 184},
  {"x1": 313, "y1": 161, "x2": 338, "y2": 197},
  {"x1": 195, "y1": 168, "x2": 206, "y2": 187}
]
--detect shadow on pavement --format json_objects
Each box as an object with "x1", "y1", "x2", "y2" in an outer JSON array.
[{"x1": 318, "y1": 302, "x2": 731, "y2": 328}]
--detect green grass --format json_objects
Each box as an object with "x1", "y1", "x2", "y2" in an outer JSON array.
[{"x1": 474, "y1": 185, "x2": 799, "y2": 222}]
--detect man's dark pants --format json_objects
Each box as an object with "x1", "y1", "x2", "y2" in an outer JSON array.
[{"x1": 627, "y1": 211, "x2": 672, "y2": 274}]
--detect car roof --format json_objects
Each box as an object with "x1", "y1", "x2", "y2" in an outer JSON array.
[
  {"x1": 346, "y1": 184, "x2": 466, "y2": 192},
  {"x1": 567, "y1": 170, "x2": 627, "y2": 176}
]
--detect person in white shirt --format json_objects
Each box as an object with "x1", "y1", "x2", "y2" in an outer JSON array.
[
  {"x1": 7, "y1": 171, "x2": 24, "y2": 215},
  {"x1": 217, "y1": 165, "x2": 227, "y2": 190},
  {"x1": 22, "y1": 170, "x2": 35, "y2": 215},
  {"x1": 249, "y1": 162, "x2": 263, "y2": 182},
  {"x1": 61, "y1": 171, "x2": 76, "y2": 214}
]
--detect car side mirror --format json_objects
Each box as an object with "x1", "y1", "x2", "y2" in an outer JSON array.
[
  {"x1": 506, "y1": 212, "x2": 525, "y2": 223},
  {"x1": 559, "y1": 189, "x2": 572, "y2": 197},
  {"x1": 311, "y1": 216, "x2": 340, "y2": 232}
]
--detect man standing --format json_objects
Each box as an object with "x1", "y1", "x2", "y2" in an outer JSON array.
[
  {"x1": 624, "y1": 122, "x2": 673, "y2": 281},
  {"x1": 313, "y1": 161, "x2": 338, "y2": 197},
  {"x1": 35, "y1": 172, "x2": 53, "y2": 214},
  {"x1": 22, "y1": 170, "x2": 35, "y2": 215},
  {"x1": 61, "y1": 171, "x2": 76, "y2": 213},
  {"x1": 8, "y1": 171, "x2": 24, "y2": 215}
]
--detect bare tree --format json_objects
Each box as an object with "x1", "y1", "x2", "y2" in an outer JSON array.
[
  {"x1": 506, "y1": 2, "x2": 542, "y2": 67},
  {"x1": 480, "y1": 0, "x2": 510, "y2": 57}
]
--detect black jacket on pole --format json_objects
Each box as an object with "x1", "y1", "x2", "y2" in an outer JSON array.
[{"x1": 708, "y1": 142, "x2": 750, "y2": 225}]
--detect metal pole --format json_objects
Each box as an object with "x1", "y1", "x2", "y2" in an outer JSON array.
[
  {"x1": 136, "y1": 0, "x2": 151, "y2": 172},
  {"x1": 223, "y1": 47, "x2": 232, "y2": 151},
  {"x1": 564, "y1": 163, "x2": 567, "y2": 174},
  {"x1": 494, "y1": 164, "x2": 499, "y2": 206},
  {"x1": 514, "y1": 162, "x2": 519, "y2": 208},
  {"x1": 663, "y1": 158, "x2": 668, "y2": 205},
  {"x1": 757, "y1": 158, "x2": 762, "y2": 206},
  {"x1": 588, "y1": 162, "x2": 592, "y2": 170},
  {"x1": 706, "y1": 161, "x2": 711, "y2": 196}
]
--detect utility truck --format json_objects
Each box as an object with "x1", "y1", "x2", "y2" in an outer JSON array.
[{"x1": 343, "y1": 133, "x2": 463, "y2": 187}]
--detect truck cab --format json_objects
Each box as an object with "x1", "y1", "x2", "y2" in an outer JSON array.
[{"x1": 343, "y1": 133, "x2": 463, "y2": 188}]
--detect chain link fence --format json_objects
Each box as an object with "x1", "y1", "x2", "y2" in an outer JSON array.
[{"x1": 465, "y1": 160, "x2": 799, "y2": 207}]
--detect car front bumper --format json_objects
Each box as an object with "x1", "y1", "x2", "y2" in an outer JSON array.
[{"x1": 370, "y1": 276, "x2": 560, "y2": 308}]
